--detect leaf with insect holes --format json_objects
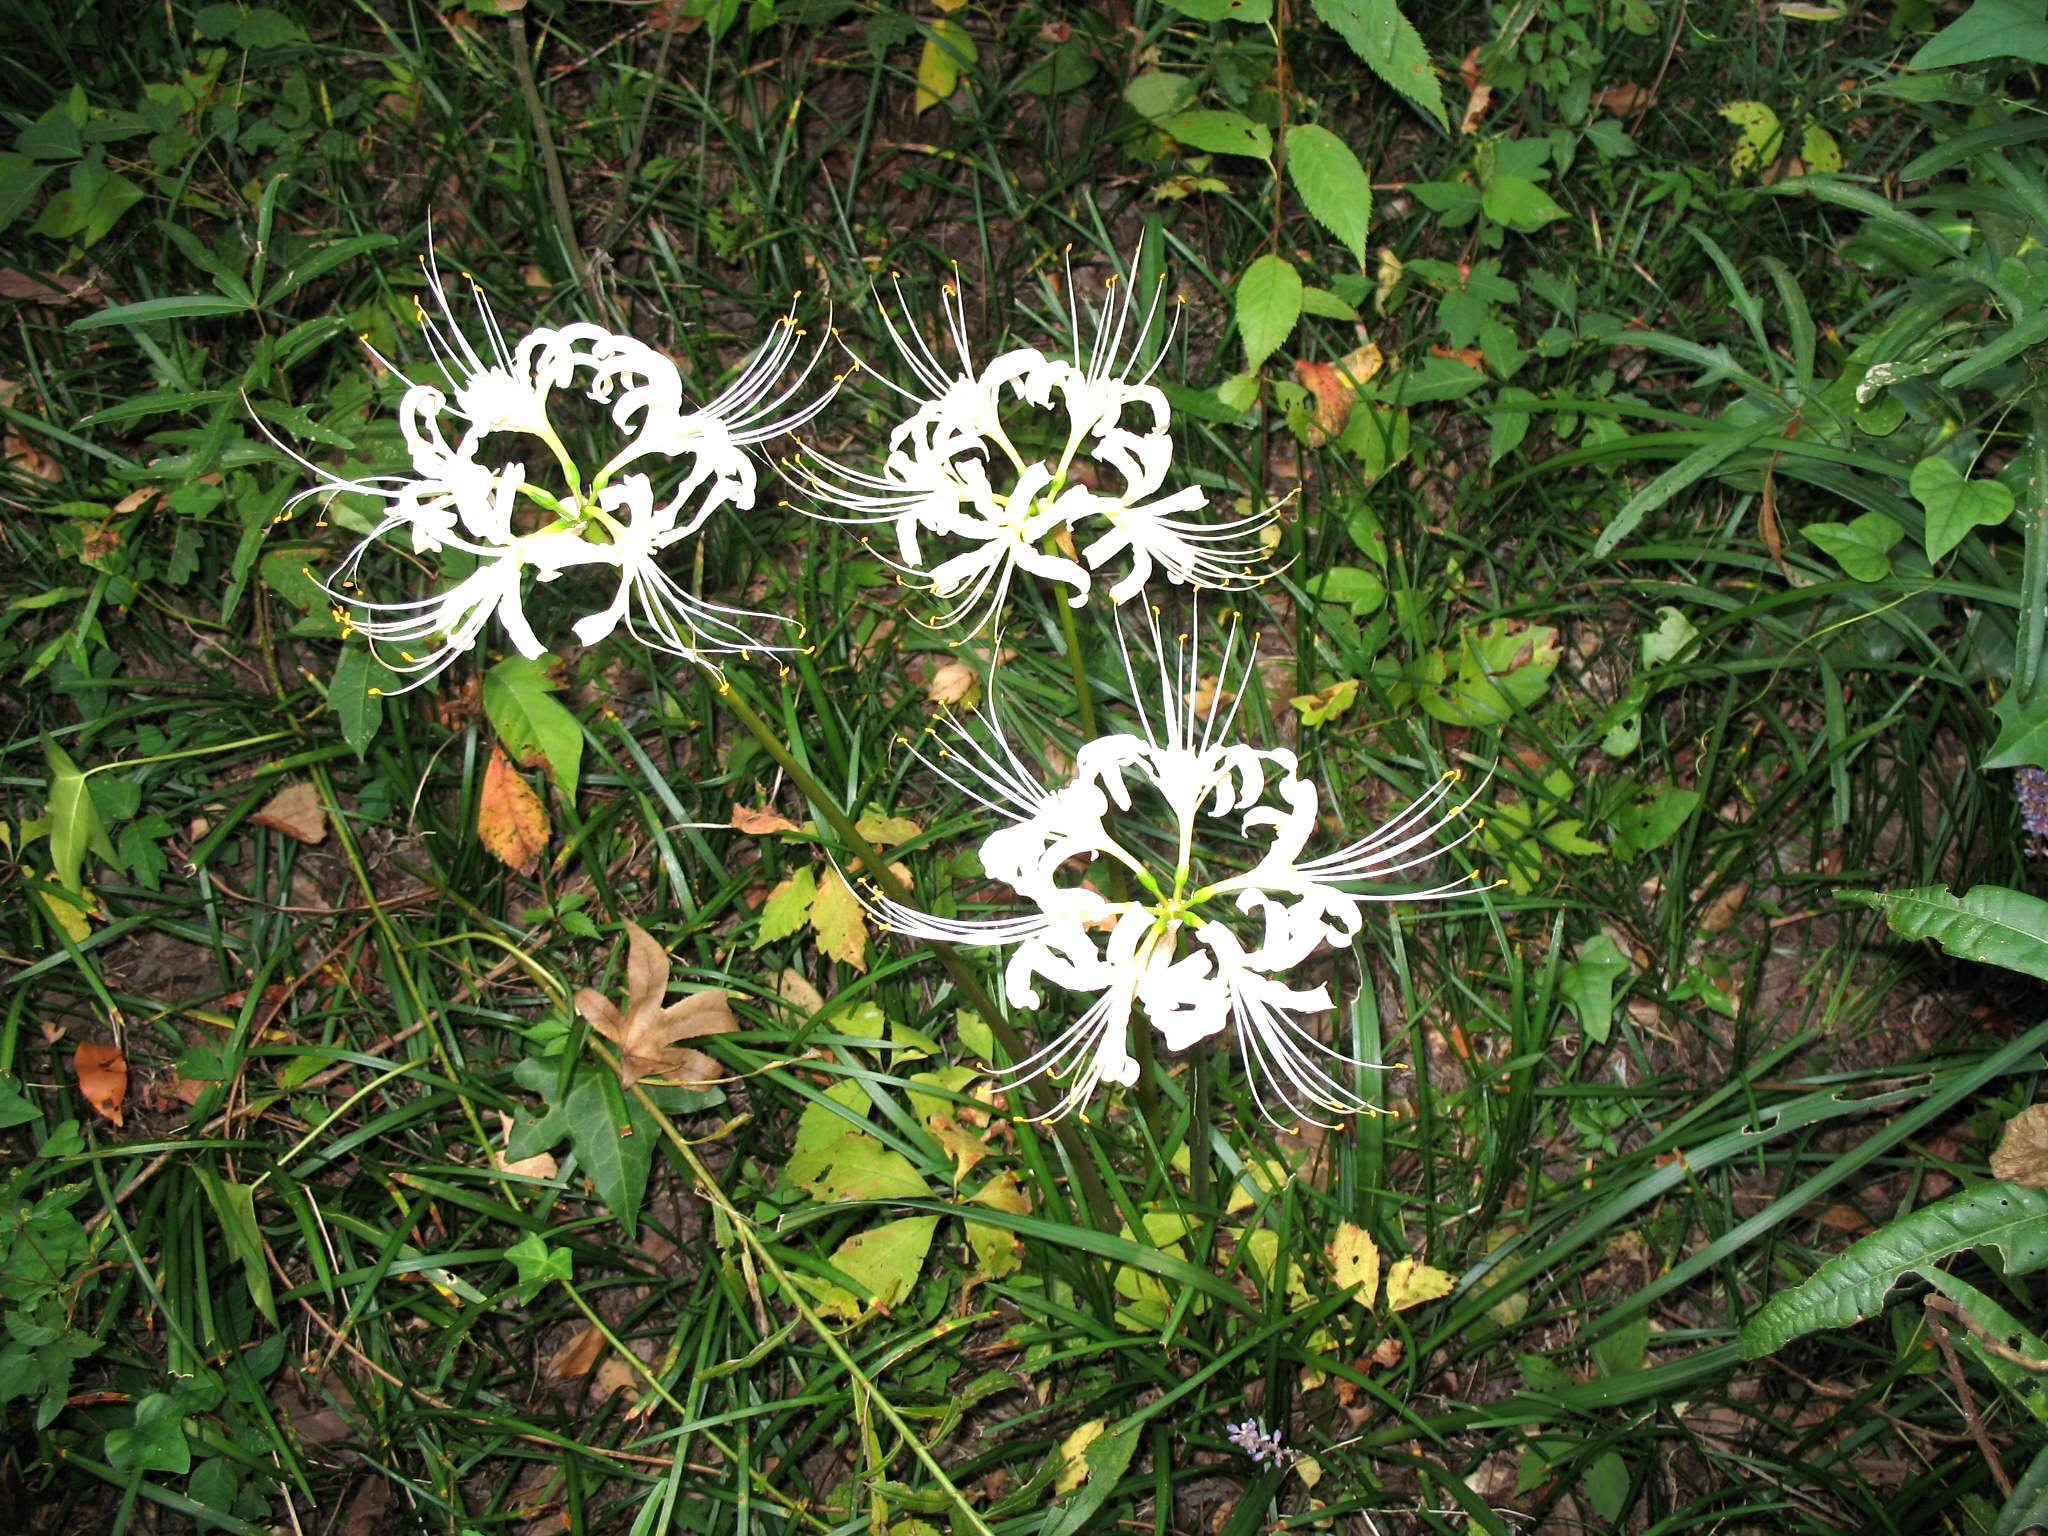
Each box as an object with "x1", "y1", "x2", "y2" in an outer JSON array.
[
  {"x1": 1385, "y1": 1257, "x2": 1456, "y2": 1311},
  {"x1": 755, "y1": 866, "x2": 817, "y2": 947},
  {"x1": 575, "y1": 921, "x2": 736, "y2": 1088},
  {"x1": 73, "y1": 1041, "x2": 126, "y2": 1126},
  {"x1": 1330, "y1": 1220, "x2": 1382, "y2": 1305},
  {"x1": 478, "y1": 745, "x2": 548, "y2": 874}
]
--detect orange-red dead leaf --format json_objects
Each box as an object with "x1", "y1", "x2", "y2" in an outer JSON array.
[
  {"x1": 731, "y1": 804, "x2": 803, "y2": 836},
  {"x1": 1460, "y1": 81, "x2": 1495, "y2": 135},
  {"x1": 479, "y1": 745, "x2": 548, "y2": 875},
  {"x1": 1293, "y1": 341, "x2": 1384, "y2": 446},
  {"x1": 574, "y1": 921, "x2": 737, "y2": 1088},
  {"x1": 73, "y1": 1040, "x2": 127, "y2": 1126},
  {"x1": 252, "y1": 782, "x2": 328, "y2": 844}
]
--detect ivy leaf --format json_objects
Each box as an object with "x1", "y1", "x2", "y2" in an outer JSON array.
[
  {"x1": 575, "y1": 921, "x2": 736, "y2": 1088},
  {"x1": 1236, "y1": 253, "x2": 1303, "y2": 372},
  {"x1": 1285, "y1": 125, "x2": 1372, "y2": 264},
  {"x1": 756, "y1": 866, "x2": 818, "y2": 946},
  {"x1": 1559, "y1": 933, "x2": 1631, "y2": 1045},
  {"x1": 1910, "y1": 455, "x2": 2015, "y2": 562},
  {"x1": 1801, "y1": 512, "x2": 1902, "y2": 581}
]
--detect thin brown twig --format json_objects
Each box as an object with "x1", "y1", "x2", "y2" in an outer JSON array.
[{"x1": 1924, "y1": 1294, "x2": 2015, "y2": 1498}]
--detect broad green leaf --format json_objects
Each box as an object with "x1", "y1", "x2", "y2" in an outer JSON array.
[
  {"x1": 505, "y1": 1231, "x2": 573, "y2": 1301},
  {"x1": 484, "y1": 655, "x2": 582, "y2": 797},
  {"x1": 1801, "y1": 123, "x2": 1843, "y2": 174},
  {"x1": 824, "y1": 1214, "x2": 939, "y2": 1313},
  {"x1": 1308, "y1": 0, "x2": 1447, "y2": 129},
  {"x1": 42, "y1": 738, "x2": 115, "y2": 893},
  {"x1": 1844, "y1": 883, "x2": 2048, "y2": 982},
  {"x1": 105, "y1": 1393, "x2": 192, "y2": 1476},
  {"x1": 194, "y1": 1165, "x2": 277, "y2": 1326},
  {"x1": 1160, "y1": 108, "x2": 1272, "y2": 160},
  {"x1": 1158, "y1": 0, "x2": 1273, "y2": 20},
  {"x1": 1996, "y1": 1444, "x2": 2048, "y2": 1536},
  {"x1": 1583, "y1": 1451, "x2": 1632, "y2": 1524},
  {"x1": 1591, "y1": 1314, "x2": 1651, "y2": 1378},
  {"x1": 1480, "y1": 174, "x2": 1567, "y2": 232},
  {"x1": 0, "y1": 161, "x2": 57, "y2": 236},
  {"x1": 1300, "y1": 285, "x2": 1362, "y2": 320},
  {"x1": 755, "y1": 866, "x2": 816, "y2": 946},
  {"x1": 1801, "y1": 512, "x2": 1903, "y2": 581},
  {"x1": 1417, "y1": 619, "x2": 1560, "y2": 726},
  {"x1": 1922, "y1": 1268, "x2": 2048, "y2": 1425},
  {"x1": 1236, "y1": 253, "x2": 1302, "y2": 371},
  {"x1": 1741, "y1": 1184, "x2": 2048, "y2": 1356},
  {"x1": 1612, "y1": 785, "x2": 1701, "y2": 859},
  {"x1": 1910, "y1": 455, "x2": 2015, "y2": 562},
  {"x1": 1285, "y1": 125, "x2": 1372, "y2": 263},
  {"x1": 1559, "y1": 933, "x2": 1630, "y2": 1044},
  {"x1": 1984, "y1": 686, "x2": 2048, "y2": 771},
  {"x1": 1305, "y1": 565, "x2": 1385, "y2": 617},
  {"x1": 1123, "y1": 70, "x2": 1196, "y2": 120},
  {"x1": 327, "y1": 645, "x2": 388, "y2": 757},
  {"x1": 1642, "y1": 605, "x2": 1700, "y2": 667},
  {"x1": 785, "y1": 1118, "x2": 927, "y2": 1202},
  {"x1": 563, "y1": 1068, "x2": 652, "y2": 1236},
  {"x1": 1909, "y1": 0, "x2": 2048, "y2": 67}
]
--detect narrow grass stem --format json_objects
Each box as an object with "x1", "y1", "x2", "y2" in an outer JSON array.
[
  {"x1": 700, "y1": 661, "x2": 1116, "y2": 1226},
  {"x1": 605, "y1": 1041, "x2": 998, "y2": 1536},
  {"x1": 505, "y1": 9, "x2": 601, "y2": 319}
]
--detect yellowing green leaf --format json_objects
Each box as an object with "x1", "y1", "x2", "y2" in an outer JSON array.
[
  {"x1": 914, "y1": 20, "x2": 975, "y2": 113},
  {"x1": 755, "y1": 866, "x2": 816, "y2": 947},
  {"x1": 785, "y1": 1121, "x2": 927, "y2": 1202},
  {"x1": 1055, "y1": 1420, "x2": 1105, "y2": 1494},
  {"x1": 1385, "y1": 1257, "x2": 1456, "y2": 1311},
  {"x1": 1330, "y1": 1220, "x2": 1381, "y2": 1306},
  {"x1": 1719, "y1": 100, "x2": 1783, "y2": 176},
  {"x1": 1800, "y1": 122, "x2": 1842, "y2": 174},
  {"x1": 855, "y1": 808, "x2": 922, "y2": 847},
  {"x1": 810, "y1": 866, "x2": 869, "y2": 971},
  {"x1": 827, "y1": 1214, "x2": 939, "y2": 1313},
  {"x1": 1290, "y1": 676, "x2": 1359, "y2": 727}
]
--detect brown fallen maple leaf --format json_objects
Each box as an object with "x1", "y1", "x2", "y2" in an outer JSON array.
[{"x1": 575, "y1": 921, "x2": 736, "y2": 1088}]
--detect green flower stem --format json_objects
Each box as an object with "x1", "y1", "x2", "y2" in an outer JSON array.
[
  {"x1": 598, "y1": 1038, "x2": 999, "y2": 1536},
  {"x1": 701, "y1": 662, "x2": 1116, "y2": 1228},
  {"x1": 1047, "y1": 592, "x2": 1162, "y2": 1136},
  {"x1": 505, "y1": 8, "x2": 606, "y2": 322}
]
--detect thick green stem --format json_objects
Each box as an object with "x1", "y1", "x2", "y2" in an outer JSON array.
[
  {"x1": 506, "y1": 9, "x2": 608, "y2": 322},
  {"x1": 700, "y1": 662, "x2": 1116, "y2": 1227}
]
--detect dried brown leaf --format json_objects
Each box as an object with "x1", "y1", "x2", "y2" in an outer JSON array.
[
  {"x1": 1993, "y1": 1104, "x2": 2048, "y2": 1188},
  {"x1": 575, "y1": 921, "x2": 736, "y2": 1087},
  {"x1": 479, "y1": 745, "x2": 548, "y2": 874},
  {"x1": 731, "y1": 804, "x2": 802, "y2": 836},
  {"x1": 251, "y1": 781, "x2": 328, "y2": 844}
]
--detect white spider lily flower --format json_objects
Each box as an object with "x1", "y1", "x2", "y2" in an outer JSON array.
[
  {"x1": 869, "y1": 615, "x2": 1486, "y2": 1124},
  {"x1": 795, "y1": 255, "x2": 1278, "y2": 637},
  {"x1": 284, "y1": 253, "x2": 831, "y2": 686}
]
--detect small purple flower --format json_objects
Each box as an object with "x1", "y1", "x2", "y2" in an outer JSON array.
[
  {"x1": 1225, "y1": 1418, "x2": 1297, "y2": 1469},
  {"x1": 2018, "y1": 768, "x2": 2048, "y2": 858}
]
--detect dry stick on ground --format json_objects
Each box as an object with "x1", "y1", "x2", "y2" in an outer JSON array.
[
  {"x1": 1927, "y1": 1293, "x2": 2048, "y2": 1374},
  {"x1": 1924, "y1": 1294, "x2": 2015, "y2": 1498}
]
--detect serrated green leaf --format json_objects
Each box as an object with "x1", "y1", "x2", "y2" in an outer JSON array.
[
  {"x1": 1236, "y1": 254, "x2": 1302, "y2": 371},
  {"x1": 484, "y1": 655, "x2": 582, "y2": 797},
  {"x1": 1308, "y1": 0, "x2": 1447, "y2": 129},
  {"x1": 1742, "y1": 1184, "x2": 2048, "y2": 1358},
  {"x1": 1844, "y1": 883, "x2": 2048, "y2": 982},
  {"x1": 1559, "y1": 933, "x2": 1630, "y2": 1044},
  {"x1": 1285, "y1": 125, "x2": 1372, "y2": 264},
  {"x1": 824, "y1": 1214, "x2": 939, "y2": 1312},
  {"x1": 1910, "y1": 455, "x2": 2015, "y2": 562},
  {"x1": 1160, "y1": 109, "x2": 1272, "y2": 160}
]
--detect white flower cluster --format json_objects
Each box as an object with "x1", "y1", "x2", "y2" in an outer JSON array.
[
  {"x1": 792, "y1": 265, "x2": 1275, "y2": 638},
  {"x1": 869, "y1": 617, "x2": 1483, "y2": 1125},
  {"x1": 295, "y1": 256, "x2": 829, "y2": 688}
]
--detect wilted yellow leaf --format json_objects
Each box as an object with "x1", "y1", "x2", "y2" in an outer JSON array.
[
  {"x1": 1055, "y1": 1420, "x2": 1105, "y2": 1494},
  {"x1": 1329, "y1": 1221, "x2": 1381, "y2": 1306},
  {"x1": 1385, "y1": 1257, "x2": 1456, "y2": 1312},
  {"x1": 914, "y1": 19, "x2": 975, "y2": 113},
  {"x1": 810, "y1": 866, "x2": 868, "y2": 971}
]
